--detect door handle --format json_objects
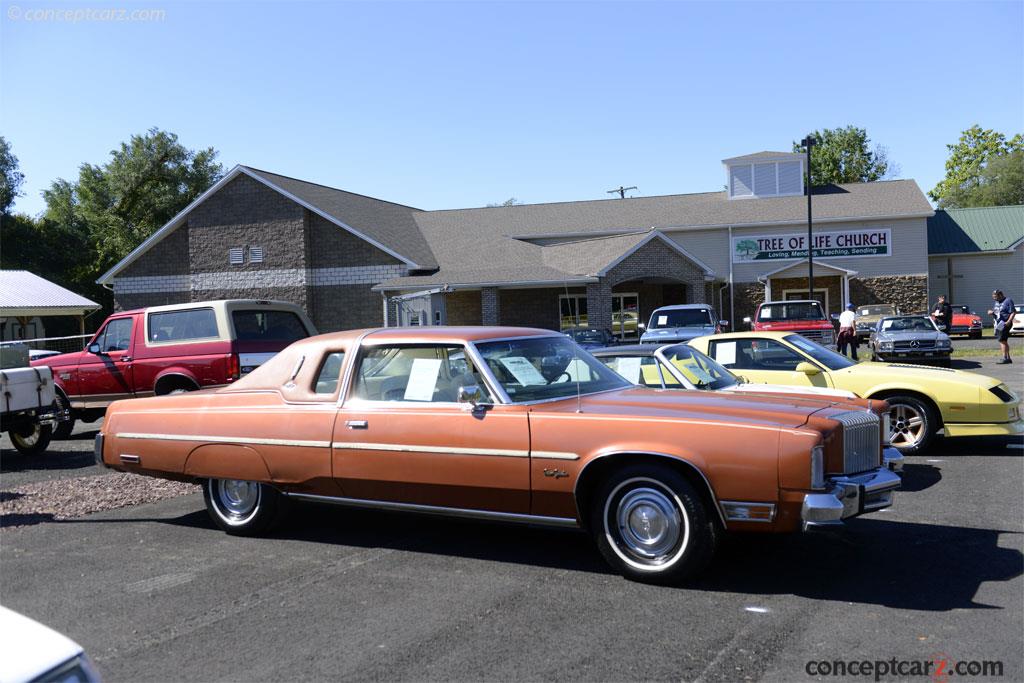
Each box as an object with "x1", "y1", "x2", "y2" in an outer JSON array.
[
  {"x1": 345, "y1": 420, "x2": 368, "y2": 429},
  {"x1": 120, "y1": 356, "x2": 133, "y2": 362}
]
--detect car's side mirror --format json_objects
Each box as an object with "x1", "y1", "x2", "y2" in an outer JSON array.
[
  {"x1": 718, "y1": 320, "x2": 730, "y2": 328},
  {"x1": 830, "y1": 313, "x2": 840, "y2": 321},
  {"x1": 457, "y1": 385, "x2": 484, "y2": 406},
  {"x1": 637, "y1": 322, "x2": 646, "y2": 331},
  {"x1": 795, "y1": 361, "x2": 820, "y2": 376},
  {"x1": 87, "y1": 343, "x2": 103, "y2": 355}
]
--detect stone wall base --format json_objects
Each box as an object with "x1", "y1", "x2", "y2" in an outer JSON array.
[{"x1": 850, "y1": 275, "x2": 928, "y2": 314}]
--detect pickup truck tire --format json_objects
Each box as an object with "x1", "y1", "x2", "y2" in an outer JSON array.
[
  {"x1": 590, "y1": 464, "x2": 718, "y2": 584},
  {"x1": 203, "y1": 479, "x2": 287, "y2": 536},
  {"x1": 9, "y1": 423, "x2": 53, "y2": 456},
  {"x1": 52, "y1": 392, "x2": 75, "y2": 440}
]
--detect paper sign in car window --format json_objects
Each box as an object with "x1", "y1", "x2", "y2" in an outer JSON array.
[
  {"x1": 715, "y1": 341, "x2": 738, "y2": 366},
  {"x1": 403, "y1": 358, "x2": 443, "y2": 401},
  {"x1": 760, "y1": 307, "x2": 772, "y2": 319},
  {"x1": 882, "y1": 320, "x2": 894, "y2": 330},
  {"x1": 499, "y1": 356, "x2": 548, "y2": 385},
  {"x1": 615, "y1": 356, "x2": 643, "y2": 384},
  {"x1": 565, "y1": 358, "x2": 592, "y2": 382},
  {"x1": 657, "y1": 315, "x2": 668, "y2": 326}
]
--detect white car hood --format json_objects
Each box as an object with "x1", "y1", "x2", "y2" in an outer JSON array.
[
  {"x1": 0, "y1": 605, "x2": 83, "y2": 683},
  {"x1": 723, "y1": 383, "x2": 856, "y2": 399}
]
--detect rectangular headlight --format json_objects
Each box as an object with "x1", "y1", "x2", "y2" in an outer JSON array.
[{"x1": 810, "y1": 445, "x2": 825, "y2": 490}]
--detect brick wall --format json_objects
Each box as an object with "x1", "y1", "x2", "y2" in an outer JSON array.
[
  {"x1": 446, "y1": 290, "x2": 482, "y2": 325},
  {"x1": 311, "y1": 284, "x2": 386, "y2": 332},
  {"x1": 498, "y1": 288, "x2": 562, "y2": 329},
  {"x1": 308, "y1": 214, "x2": 401, "y2": 268}
]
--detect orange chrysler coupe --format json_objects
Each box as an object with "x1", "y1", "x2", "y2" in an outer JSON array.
[{"x1": 96, "y1": 327, "x2": 901, "y2": 583}]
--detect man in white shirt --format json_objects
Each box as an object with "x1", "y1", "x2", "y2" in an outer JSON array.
[{"x1": 837, "y1": 303, "x2": 858, "y2": 359}]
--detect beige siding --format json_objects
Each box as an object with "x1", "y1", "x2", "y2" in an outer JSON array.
[
  {"x1": 929, "y1": 245, "x2": 1024, "y2": 317},
  {"x1": 665, "y1": 217, "x2": 929, "y2": 281}
]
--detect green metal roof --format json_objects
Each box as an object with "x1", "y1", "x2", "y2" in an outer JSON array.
[{"x1": 928, "y1": 205, "x2": 1024, "y2": 254}]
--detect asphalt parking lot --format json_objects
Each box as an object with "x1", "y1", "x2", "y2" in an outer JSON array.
[{"x1": 2, "y1": 352, "x2": 1021, "y2": 682}]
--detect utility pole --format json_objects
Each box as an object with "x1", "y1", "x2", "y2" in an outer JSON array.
[
  {"x1": 607, "y1": 186, "x2": 637, "y2": 199},
  {"x1": 800, "y1": 135, "x2": 816, "y2": 300}
]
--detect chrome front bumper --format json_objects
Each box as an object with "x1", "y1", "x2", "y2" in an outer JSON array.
[
  {"x1": 801, "y1": 467, "x2": 901, "y2": 530},
  {"x1": 882, "y1": 447, "x2": 904, "y2": 472}
]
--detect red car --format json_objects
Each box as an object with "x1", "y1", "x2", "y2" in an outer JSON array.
[
  {"x1": 743, "y1": 299, "x2": 835, "y2": 346},
  {"x1": 940, "y1": 305, "x2": 983, "y2": 338},
  {"x1": 33, "y1": 299, "x2": 316, "y2": 438}
]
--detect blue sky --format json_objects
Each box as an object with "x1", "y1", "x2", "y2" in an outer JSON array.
[{"x1": 2, "y1": 0, "x2": 1021, "y2": 216}]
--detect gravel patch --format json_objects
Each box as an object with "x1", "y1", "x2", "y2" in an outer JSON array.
[{"x1": 1, "y1": 473, "x2": 199, "y2": 530}]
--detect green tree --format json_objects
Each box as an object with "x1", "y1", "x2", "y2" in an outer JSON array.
[
  {"x1": 793, "y1": 126, "x2": 893, "y2": 186},
  {"x1": 930, "y1": 125, "x2": 1023, "y2": 207},
  {"x1": 486, "y1": 197, "x2": 521, "y2": 208},
  {"x1": 0, "y1": 136, "x2": 26, "y2": 216},
  {"x1": 44, "y1": 128, "x2": 224, "y2": 271},
  {"x1": 735, "y1": 239, "x2": 759, "y2": 258}
]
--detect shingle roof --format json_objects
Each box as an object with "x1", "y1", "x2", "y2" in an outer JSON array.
[
  {"x1": 722, "y1": 150, "x2": 803, "y2": 163},
  {"x1": 927, "y1": 206, "x2": 1024, "y2": 254},
  {"x1": 0, "y1": 271, "x2": 100, "y2": 316},
  {"x1": 243, "y1": 167, "x2": 437, "y2": 268}
]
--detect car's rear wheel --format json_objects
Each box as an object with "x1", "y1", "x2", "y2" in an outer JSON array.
[
  {"x1": 8, "y1": 423, "x2": 53, "y2": 456},
  {"x1": 590, "y1": 465, "x2": 718, "y2": 584},
  {"x1": 203, "y1": 478, "x2": 287, "y2": 535},
  {"x1": 884, "y1": 395, "x2": 936, "y2": 454}
]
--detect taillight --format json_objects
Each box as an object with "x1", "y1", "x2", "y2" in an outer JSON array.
[{"x1": 228, "y1": 353, "x2": 240, "y2": 381}]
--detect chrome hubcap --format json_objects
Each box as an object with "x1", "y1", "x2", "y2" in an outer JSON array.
[
  {"x1": 215, "y1": 480, "x2": 260, "y2": 519},
  {"x1": 889, "y1": 404, "x2": 925, "y2": 447},
  {"x1": 615, "y1": 487, "x2": 682, "y2": 563},
  {"x1": 12, "y1": 426, "x2": 41, "y2": 447}
]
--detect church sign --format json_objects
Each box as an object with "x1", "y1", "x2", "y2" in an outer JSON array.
[{"x1": 731, "y1": 228, "x2": 891, "y2": 262}]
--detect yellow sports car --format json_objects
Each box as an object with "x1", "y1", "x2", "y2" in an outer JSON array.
[{"x1": 688, "y1": 331, "x2": 1023, "y2": 454}]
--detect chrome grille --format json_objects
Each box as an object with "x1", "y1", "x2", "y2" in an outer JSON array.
[
  {"x1": 800, "y1": 330, "x2": 833, "y2": 343},
  {"x1": 893, "y1": 339, "x2": 935, "y2": 350},
  {"x1": 832, "y1": 410, "x2": 881, "y2": 474}
]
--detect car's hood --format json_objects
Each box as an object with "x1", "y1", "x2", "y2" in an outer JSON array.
[
  {"x1": 876, "y1": 330, "x2": 944, "y2": 342},
  {"x1": 31, "y1": 351, "x2": 85, "y2": 368},
  {"x1": 544, "y1": 386, "x2": 847, "y2": 429},
  {"x1": 724, "y1": 383, "x2": 857, "y2": 399},
  {"x1": 832, "y1": 361, "x2": 999, "y2": 388},
  {"x1": 641, "y1": 327, "x2": 714, "y2": 341}
]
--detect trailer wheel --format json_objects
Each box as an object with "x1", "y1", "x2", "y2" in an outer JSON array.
[{"x1": 9, "y1": 423, "x2": 53, "y2": 456}]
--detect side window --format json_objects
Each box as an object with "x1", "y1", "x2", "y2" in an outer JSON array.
[
  {"x1": 351, "y1": 345, "x2": 494, "y2": 403},
  {"x1": 99, "y1": 318, "x2": 133, "y2": 352},
  {"x1": 709, "y1": 339, "x2": 803, "y2": 371},
  {"x1": 148, "y1": 308, "x2": 219, "y2": 343},
  {"x1": 314, "y1": 352, "x2": 345, "y2": 395}
]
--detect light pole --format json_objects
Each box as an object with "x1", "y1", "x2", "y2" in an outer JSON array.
[{"x1": 801, "y1": 135, "x2": 816, "y2": 300}]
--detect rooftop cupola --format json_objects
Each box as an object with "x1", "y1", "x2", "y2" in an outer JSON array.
[{"x1": 722, "y1": 151, "x2": 805, "y2": 199}]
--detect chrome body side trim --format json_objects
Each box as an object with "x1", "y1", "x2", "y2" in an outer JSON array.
[
  {"x1": 94, "y1": 433, "x2": 106, "y2": 467},
  {"x1": 116, "y1": 433, "x2": 332, "y2": 448},
  {"x1": 336, "y1": 330, "x2": 376, "y2": 408},
  {"x1": 573, "y1": 450, "x2": 727, "y2": 529},
  {"x1": 332, "y1": 442, "x2": 530, "y2": 458},
  {"x1": 120, "y1": 454, "x2": 141, "y2": 464},
  {"x1": 284, "y1": 492, "x2": 580, "y2": 528},
  {"x1": 329, "y1": 442, "x2": 580, "y2": 460}
]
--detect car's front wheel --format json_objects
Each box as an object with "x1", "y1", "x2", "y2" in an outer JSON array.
[
  {"x1": 884, "y1": 395, "x2": 937, "y2": 454},
  {"x1": 590, "y1": 465, "x2": 719, "y2": 584},
  {"x1": 203, "y1": 479, "x2": 287, "y2": 535}
]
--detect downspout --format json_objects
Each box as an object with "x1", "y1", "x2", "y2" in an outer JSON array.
[
  {"x1": 381, "y1": 292, "x2": 390, "y2": 327},
  {"x1": 728, "y1": 226, "x2": 735, "y2": 325}
]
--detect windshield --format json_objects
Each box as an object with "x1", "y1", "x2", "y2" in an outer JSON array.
[
  {"x1": 659, "y1": 344, "x2": 737, "y2": 390},
  {"x1": 952, "y1": 306, "x2": 971, "y2": 314},
  {"x1": 475, "y1": 336, "x2": 630, "y2": 403},
  {"x1": 881, "y1": 316, "x2": 938, "y2": 332},
  {"x1": 784, "y1": 334, "x2": 856, "y2": 370},
  {"x1": 857, "y1": 305, "x2": 895, "y2": 317},
  {"x1": 649, "y1": 309, "x2": 713, "y2": 329},
  {"x1": 567, "y1": 329, "x2": 607, "y2": 343},
  {"x1": 758, "y1": 302, "x2": 825, "y2": 321}
]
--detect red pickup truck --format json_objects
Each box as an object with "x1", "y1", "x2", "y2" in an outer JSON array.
[
  {"x1": 32, "y1": 299, "x2": 316, "y2": 438},
  {"x1": 743, "y1": 299, "x2": 835, "y2": 346}
]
